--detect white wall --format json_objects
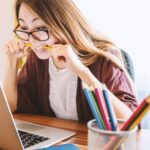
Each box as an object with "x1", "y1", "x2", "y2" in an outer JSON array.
[
  {"x1": 0, "y1": 0, "x2": 14, "y2": 47},
  {"x1": 73, "y1": 0, "x2": 150, "y2": 97},
  {"x1": 73, "y1": 0, "x2": 150, "y2": 128}
]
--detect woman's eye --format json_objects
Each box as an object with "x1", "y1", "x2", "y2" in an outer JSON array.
[
  {"x1": 19, "y1": 27, "x2": 28, "y2": 30},
  {"x1": 36, "y1": 26, "x2": 47, "y2": 30}
]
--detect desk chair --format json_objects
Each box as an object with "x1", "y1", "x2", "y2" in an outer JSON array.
[{"x1": 120, "y1": 49, "x2": 135, "y2": 82}]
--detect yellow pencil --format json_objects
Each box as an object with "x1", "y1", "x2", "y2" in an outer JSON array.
[
  {"x1": 129, "y1": 105, "x2": 150, "y2": 130},
  {"x1": 24, "y1": 43, "x2": 32, "y2": 47},
  {"x1": 24, "y1": 43, "x2": 53, "y2": 50}
]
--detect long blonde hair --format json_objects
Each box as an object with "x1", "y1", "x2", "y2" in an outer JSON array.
[{"x1": 15, "y1": 0, "x2": 134, "y2": 85}]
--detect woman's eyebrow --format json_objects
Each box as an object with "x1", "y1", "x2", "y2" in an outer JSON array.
[
  {"x1": 18, "y1": 17, "x2": 40, "y2": 22},
  {"x1": 32, "y1": 17, "x2": 40, "y2": 22},
  {"x1": 18, "y1": 18, "x2": 25, "y2": 22}
]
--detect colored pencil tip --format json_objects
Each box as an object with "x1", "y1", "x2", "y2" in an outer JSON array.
[{"x1": 82, "y1": 82, "x2": 89, "y2": 89}]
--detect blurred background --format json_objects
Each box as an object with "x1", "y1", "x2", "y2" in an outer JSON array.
[{"x1": 0, "y1": 0, "x2": 150, "y2": 128}]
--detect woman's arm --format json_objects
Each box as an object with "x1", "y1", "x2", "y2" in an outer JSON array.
[
  {"x1": 77, "y1": 66, "x2": 133, "y2": 119},
  {"x1": 0, "y1": 53, "x2": 18, "y2": 112},
  {"x1": 0, "y1": 40, "x2": 30, "y2": 112}
]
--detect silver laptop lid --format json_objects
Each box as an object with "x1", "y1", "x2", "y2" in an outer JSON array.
[{"x1": 0, "y1": 82, "x2": 23, "y2": 150}]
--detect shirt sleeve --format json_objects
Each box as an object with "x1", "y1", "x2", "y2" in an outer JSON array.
[
  {"x1": 16, "y1": 52, "x2": 39, "y2": 114},
  {"x1": 100, "y1": 50, "x2": 138, "y2": 111}
]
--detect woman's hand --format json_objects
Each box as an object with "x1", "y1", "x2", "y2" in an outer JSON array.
[
  {"x1": 3, "y1": 39, "x2": 31, "y2": 61},
  {"x1": 50, "y1": 44, "x2": 102, "y2": 87},
  {"x1": 50, "y1": 44, "x2": 86, "y2": 74}
]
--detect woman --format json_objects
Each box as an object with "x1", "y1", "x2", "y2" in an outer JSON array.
[{"x1": 1, "y1": 0, "x2": 137, "y2": 123}]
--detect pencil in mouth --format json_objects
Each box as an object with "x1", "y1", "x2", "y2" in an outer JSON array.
[{"x1": 24, "y1": 43, "x2": 53, "y2": 50}]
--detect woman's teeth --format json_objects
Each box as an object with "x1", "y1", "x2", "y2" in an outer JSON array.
[{"x1": 35, "y1": 47, "x2": 44, "y2": 52}]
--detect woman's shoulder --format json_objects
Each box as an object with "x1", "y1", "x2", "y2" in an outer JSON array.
[
  {"x1": 88, "y1": 49, "x2": 125, "y2": 82},
  {"x1": 90, "y1": 49, "x2": 123, "y2": 69}
]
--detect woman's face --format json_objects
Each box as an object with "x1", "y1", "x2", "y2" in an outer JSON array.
[{"x1": 18, "y1": 3, "x2": 59, "y2": 59}]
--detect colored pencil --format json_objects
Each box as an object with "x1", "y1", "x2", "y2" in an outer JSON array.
[
  {"x1": 129, "y1": 104, "x2": 150, "y2": 130},
  {"x1": 82, "y1": 83, "x2": 104, "y2": 129},
  {"x1": 120, "y1": 95, "x2": 150, "y2": 131},
  {"x1": 90, "y1": 88, "x2": 105, "y2": 129},
  {"x1": 94, "y1": 88, "x2": 111, "y2": 130},
  {"x1": 127, "y1": 104, "x2": 148, "y2": 129},
  {"x1": 102, "y1": 85, "x2": 117, "y2": 131},
  {"x1": 104, "y1": 95, "x2": 150, "y2": 150}
]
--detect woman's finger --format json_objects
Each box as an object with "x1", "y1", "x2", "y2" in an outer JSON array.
[
  {"x1": 7, "y1": 42, "x2": 16, "y2": 54},
  {"x1": 13, "y1": 39, "x2": 20, "y2": 53},
  {"x1": 23, "y1": 47, "x2": 31, "y2": 56},
  {"x1": 3, "y1": 44, "x2": 10, "y2": 53},
  {"x1": 18, "y1": 39, "x2": 25, "y2": 50}
]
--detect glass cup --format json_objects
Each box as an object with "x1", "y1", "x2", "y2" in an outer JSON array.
[{"x1": 87, "y1": 119, "x2": 138, "y2": 150}]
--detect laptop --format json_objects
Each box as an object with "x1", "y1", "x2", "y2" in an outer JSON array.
[{"x1": 0, "y1": 82, "x2": 75, "y2": 150}]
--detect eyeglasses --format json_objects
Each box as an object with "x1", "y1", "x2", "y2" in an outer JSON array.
[{"x1": 13, "y1": 28, "x2": 50, "y2": 41}]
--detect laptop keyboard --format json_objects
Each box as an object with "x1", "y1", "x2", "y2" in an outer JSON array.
[{"x1": 18, "y1": 130, "x2": 50, "y2": 148}]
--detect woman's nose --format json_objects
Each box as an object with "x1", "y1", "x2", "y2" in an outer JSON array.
[{"x1": 28, "y1": 35, "x2": 37, "y2": 43}]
